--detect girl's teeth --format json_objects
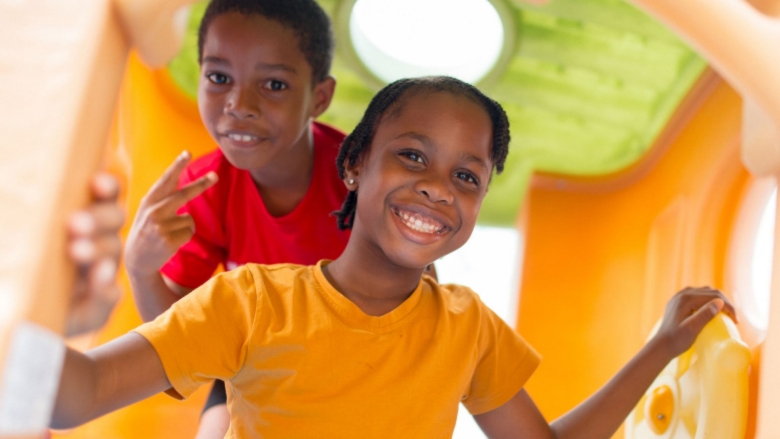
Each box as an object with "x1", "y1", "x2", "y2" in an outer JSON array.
[{"x1": 396, "y1": 210, "x2": 443, "y2": 234}]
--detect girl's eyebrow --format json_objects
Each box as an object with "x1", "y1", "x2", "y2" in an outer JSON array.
[
  {"x1": 394, "y1": 132, "x2": 490, "y2": 171},
  {"x1": 393, "y1": 132, "x2": 432, "y2": 147}
]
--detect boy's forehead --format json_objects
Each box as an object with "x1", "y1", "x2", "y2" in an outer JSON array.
[{"x1": 203, "y1": 13, "x2": 311, "y2": 76}]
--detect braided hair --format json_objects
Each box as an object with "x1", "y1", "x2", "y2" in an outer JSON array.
[
  {"x1": 334, "y1": 76, "x2": 511, "y2": 230},
  {"x1": 198, "y1": 0, "x2": 334, "y2": 83}
]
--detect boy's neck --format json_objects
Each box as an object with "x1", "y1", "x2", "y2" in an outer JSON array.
[
  {"x1": 324, "y1": 235, "x2": 426, "y2": 317},
  {"x1": 249, "y1": 127, "x2": 315, "y2": 217}
]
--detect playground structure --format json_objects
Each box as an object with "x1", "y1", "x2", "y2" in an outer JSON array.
[{"x1": 0, "y1": 0, "x2": 779, "y2": 438}]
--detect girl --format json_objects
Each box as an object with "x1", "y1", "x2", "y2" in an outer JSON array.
[{"x1": 52, "y1": 76, "x2": 735, "y2": 439}]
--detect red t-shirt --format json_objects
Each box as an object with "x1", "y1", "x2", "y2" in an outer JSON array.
[{"x1": 161, "y1": 122, "x2": 350, "y2": 289}]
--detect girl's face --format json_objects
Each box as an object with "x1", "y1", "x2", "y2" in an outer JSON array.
[{"x1": 347, "y1": 91, "x2": 494, "y2": 269}]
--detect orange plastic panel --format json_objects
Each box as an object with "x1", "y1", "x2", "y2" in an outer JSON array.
[{"x1": 516, "y1": 81, "x2": 749, "y2": 437}]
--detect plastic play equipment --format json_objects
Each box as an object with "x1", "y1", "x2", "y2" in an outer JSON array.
[
  {"x1": 0, "y1": 1, "x2": 195, "y2": 437},
  {"x1": 1, "y1": 0, "x2": 777, "y2": 438},
  {"x1": 617, "y1": 3, "x2": 780, "y2": 437},
  {"x1": 626, "y1": 314, "x2": 751, "y2": 439}
]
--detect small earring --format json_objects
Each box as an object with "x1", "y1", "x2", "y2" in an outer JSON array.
[{"x1": 349, "y1": 178, "x2": 355, "y2": 185}]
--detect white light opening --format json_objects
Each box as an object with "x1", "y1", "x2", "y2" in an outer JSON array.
[
  {"x1": 748, "y1": 186, "x2": 777, "y2": 330},
  {"x1": 349, "y1": 0, "x2": 505, "y2": 84},
  {"x1": 435, "y1": 225, "x2": 522, "y2": 439}
]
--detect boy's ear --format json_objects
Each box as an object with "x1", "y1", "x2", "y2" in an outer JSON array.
[{"x1": 311, "y1": 76, "x2": 336, "y2": 119}]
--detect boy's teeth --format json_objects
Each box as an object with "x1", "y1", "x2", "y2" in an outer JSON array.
[
  {"x1": 396, "y1": 209, "x2": 444, "y2": 234},
  {"x1": 229, "y1": 134, "x2": 257, "y2": 142}
]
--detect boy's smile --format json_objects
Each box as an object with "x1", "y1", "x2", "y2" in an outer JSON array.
[
  {"x1": 197, "y1": 13, "x2": 333, "y2": 184},
  {"x1": 347, "y1": 91, "x2": 494, "y2": 269}
]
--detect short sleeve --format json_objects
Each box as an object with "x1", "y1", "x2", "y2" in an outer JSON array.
[
  {"x1": 134, "y1": 267, "x2": 258, "y2": 399},
  {"x1": 461, "y1": 304, "x2": 541, "y2": 415},
  {"x1": 160, "y1": 167, "x2": 226, "y2": 289}
]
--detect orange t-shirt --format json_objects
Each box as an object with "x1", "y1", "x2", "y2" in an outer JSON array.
[{"x1": 135, "y1": 261, "x2": 540, "y2": 439}]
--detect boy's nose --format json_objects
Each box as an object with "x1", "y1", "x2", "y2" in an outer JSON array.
[
  {"x1": 225, "y1": 87, "x2": 260, "y2": 119},
  {"x1": 415, "y1": 176, "x2": 454, "y2": 205}
]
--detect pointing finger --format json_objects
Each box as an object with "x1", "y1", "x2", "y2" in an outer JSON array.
[
  {"x1": 157, "y1": 171, "x2": 218, "y2": 216},
  {"x1": 145, "y1": 151, "x2": 192, "y2": 204}
]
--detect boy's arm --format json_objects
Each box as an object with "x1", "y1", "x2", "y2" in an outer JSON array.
[
  {"x1": 51, "y1": 333, "x2": 170, "y2": 429},
  {"x1": 124, "y1": 152, "x2": 216, "y2": 322},
  {"x1": 474, "y1": 287, "x2": 737, "y2": 439}
]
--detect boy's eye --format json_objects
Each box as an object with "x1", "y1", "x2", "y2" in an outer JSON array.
[
  {"x1": 264, "y1": 80, "x2": 288, "y2": 91},
  {"x1": 206, "y1": 72, "x2": 230, "y2": 85},
  {"x1": 455, "y1": 171, "x2": 479, "y2": 186}
]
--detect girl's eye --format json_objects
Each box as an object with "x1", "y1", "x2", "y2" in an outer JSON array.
[
  {"x1": 455, "y1": 171, "x2": 479, "y2": 186},
  {"x1": 402, "y1": 151, "x2": 424, "y2": 164},
  {"x1": 264, "y1": 80, "x2": 288, "y2": 91},
  {"x1": 206, "y1": 72, "x2": 230, "y2": 85}
]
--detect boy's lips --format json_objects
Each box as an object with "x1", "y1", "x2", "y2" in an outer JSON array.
[
  {"x1": 391, "y1": 205, "x2": 453, "y2": 237},
  {"x1": 220, "y1": 130, "x2": 269, "y2": 148}
]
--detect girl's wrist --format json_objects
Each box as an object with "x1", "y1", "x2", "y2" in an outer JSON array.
[{"x1": 645, "y1": 334, "x2": 679, "y2": 365}]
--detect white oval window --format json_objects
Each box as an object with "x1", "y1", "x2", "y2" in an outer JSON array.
[
  {"x1": 750, "y1": 185, "x2": 776, "y2": 329},
  {"x1": 732, "y1": 178, "x2": 777, "y2": 336},
  {"x1": 349, "y1": 0, "x2": 505, "y2": 84}
]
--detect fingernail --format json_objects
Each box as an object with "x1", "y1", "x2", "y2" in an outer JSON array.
[
  {"x1": 71, "y1": 239, "x2": 95, "y2": 261},
  {"x1": 94, "y1": 173, "x2": 118, "y2": 194},
  {"x1": 69, "y1": 211, "x2": 95, "y2": 234},
  {"x1": 206, "y1": 171, "x2": 218, "y2": 183},
  {"x1": 179, "y1": 151, "x2": 191, "y2": 161},
  {"x1": 94, "y1": 259, "x2": 117, "y2": 285}
]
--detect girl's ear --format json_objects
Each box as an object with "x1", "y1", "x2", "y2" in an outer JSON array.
[{"x1": 342, "y1": 155, "x2": 362, "y2": 191}]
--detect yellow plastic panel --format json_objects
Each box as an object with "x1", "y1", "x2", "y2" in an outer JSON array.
[{"x1": 626, "y1": 314, "x2": 750, "y2": 439}]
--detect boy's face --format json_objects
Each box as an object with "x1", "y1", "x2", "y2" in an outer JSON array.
[
  {"x1": 347, "y1": 92, "x2": 494, "y2": 269},
  {"x1": 198, "y1": 13, "x2": 333, "y2": 171}
]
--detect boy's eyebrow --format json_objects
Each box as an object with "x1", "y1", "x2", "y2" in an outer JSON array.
[
  {"x1": 256, "y1": 62, "x2": 297, "y2": 74},
  {"x1": 201, "y1": 56, "x2": 229, "y2": 65},
  {"x1": 393, "y1": 132, "x2": 490, "y2": 171}
]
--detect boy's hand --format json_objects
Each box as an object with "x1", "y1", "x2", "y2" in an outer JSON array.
[
  {"x1": 652, "y1": 286, "x2": 738, "y2": 359},
  {"x1": 124, "y1": 152, "x2": 217, "y2": 278},
  {"x1": 66, "y1": 173, "x2": 125, "y2": 335}
]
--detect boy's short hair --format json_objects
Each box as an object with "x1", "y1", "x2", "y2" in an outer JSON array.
[{"x1": 198, "y1": 0, "x2": 335, "y2": 83}]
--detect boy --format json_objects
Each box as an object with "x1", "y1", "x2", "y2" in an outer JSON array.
[{"x1": 123, "y1": 0, "x2": 347, "y2": 436}]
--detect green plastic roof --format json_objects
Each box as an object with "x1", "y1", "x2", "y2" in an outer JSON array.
[{"x1": 167, "y1": 0, "x2": 706, "y2": 226}]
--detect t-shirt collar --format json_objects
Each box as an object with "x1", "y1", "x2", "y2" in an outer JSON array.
[{"x1": 313, "y1": 260, "x2": 425, "y2": 333}]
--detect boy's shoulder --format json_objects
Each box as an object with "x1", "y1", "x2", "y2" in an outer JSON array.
[{"x1": 312, "y1": 121, "x2": 346, "y2": 150}]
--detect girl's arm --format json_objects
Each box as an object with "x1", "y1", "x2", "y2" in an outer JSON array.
[
  {"x1": 474, "y1": 287, "x2": 737, "y2": 439},
  {"x1": 50, "y1": 333, "x2": 171, "y2": 429}
]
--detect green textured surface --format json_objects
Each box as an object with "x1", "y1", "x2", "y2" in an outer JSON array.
[{"x1": 166, "y1": 0, "x2": 706, "y2": 226}]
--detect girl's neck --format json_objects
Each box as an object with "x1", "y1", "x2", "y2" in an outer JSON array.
[{"x1": 324, "y1": 234, "x2": 425, "y2": 317}]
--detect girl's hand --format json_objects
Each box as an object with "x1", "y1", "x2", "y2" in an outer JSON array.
[
  {"x1": 652, "y1": 286, "x2": 738, "y2": 359},
  {"x1": 124, "y1": 152, "x2": 217, "y2": 278},
  {"x1": 66, "y1": 173, "x2": 125, "y2": 335}
]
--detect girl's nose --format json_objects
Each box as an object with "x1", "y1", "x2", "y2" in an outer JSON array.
[
  {"x1": 415, "y1": 176, "x2": 454, "y2": 205},
  {"x1": 225, "y1": 86, "x2": 260, "y2": 119}
]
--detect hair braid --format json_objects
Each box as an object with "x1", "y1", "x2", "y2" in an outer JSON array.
[{"x1": 333, "y1": 76, "x2": 511, "y2": 230}]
